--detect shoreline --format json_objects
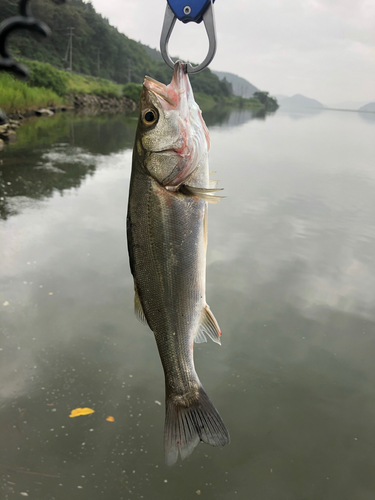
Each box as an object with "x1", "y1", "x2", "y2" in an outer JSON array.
[{"x1": 0, "y1": 94, "x2": 137, "y2": 151}]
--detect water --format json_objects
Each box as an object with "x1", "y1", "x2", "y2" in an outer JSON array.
[{"x1": 1, "y1": 108, "x2": 375, "y2": 499}]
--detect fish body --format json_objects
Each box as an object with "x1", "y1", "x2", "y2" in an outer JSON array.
[{"x1": 127, "y1": 62, "x2": 229, "y2": 465}]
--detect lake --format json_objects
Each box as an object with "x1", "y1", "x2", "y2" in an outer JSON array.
[{"x1": 1, "y1": 107, "x2": 375, "y2": 500}]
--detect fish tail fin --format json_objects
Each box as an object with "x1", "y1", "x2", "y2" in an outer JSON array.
[{"x1": 164, "y1": 385, "x2": 230, "y2": 466}]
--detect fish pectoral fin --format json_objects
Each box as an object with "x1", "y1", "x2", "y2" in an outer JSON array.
[
  {"x1": 134, "y1": 284, "x2": 148, "y2": 326},
  {"x1": 180, "y1": 185, "x2": 225, "y2": 204},
  {"x1": 196, "y1": 305, "x2": 222, "y2": 345}
]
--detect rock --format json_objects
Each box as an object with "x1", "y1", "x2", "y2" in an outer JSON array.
[
  {"x1": 70, "y1": 93, "x2": 136, "y2": 112},
  {"x1": 0, "y1": 139, "x2": 4, "y2": 151},
  {"x1": 0, "y1": 123, "x2": 17, "y2": 142},
  {"x1": 6, "y1": 131, "x2": 17, "y2": 143},
  {"x1": 0, "y1": 110, "x2": 7, "y2": 125},
  {"x1": 8, "y1": 119, "x2": 20, "y2": 130},
  {"x1": 35, "y1": 108, "x2": 54, "y2": 117}
]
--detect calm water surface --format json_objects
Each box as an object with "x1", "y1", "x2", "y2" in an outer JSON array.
[{"x1": 0, "y1": 108, "x2": 375, "y2": 499}]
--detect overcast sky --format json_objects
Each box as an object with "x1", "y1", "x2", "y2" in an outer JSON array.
[{"x1": 90, "y1": 0, "x2": 375, "y2": 105}]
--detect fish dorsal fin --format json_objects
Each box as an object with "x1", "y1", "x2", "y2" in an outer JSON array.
[
  {"x1": 134, "y1": 284, "x2": 148, "y2": 326},
  {"x1": 194, "y1": 305, "x2": 222, "y2": 345},
  {"x1": 180, "y1": 185, "x2": 224, "y2": 204}
]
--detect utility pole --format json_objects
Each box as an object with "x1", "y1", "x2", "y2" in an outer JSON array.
[
  {"x1": 64, "y1": 27, "x2": 75, "y2": 71},
  {"x1": 97, "y1": 48, "x2": 100, "y2": 74},
  {"x1": 128, "y1": 59, "x2": 132, "y2": 84}
]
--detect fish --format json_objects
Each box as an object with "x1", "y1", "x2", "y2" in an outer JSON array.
[{"x1": 126, "y1": 61, "x2": 229, "y2": 465}]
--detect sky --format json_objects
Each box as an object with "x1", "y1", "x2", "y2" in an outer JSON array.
[{"x1": 89, "y1": 0, "x2": 375, "y2": 105}]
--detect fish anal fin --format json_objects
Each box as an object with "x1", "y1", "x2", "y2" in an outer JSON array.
[
  {"x1": 197, "y1": 305, "x2": 222, "y2": 345},
  {"x1": 180, "y1": 185, "x2": 225, "y2": 204},
  {"x1": 134, "y1": 284, "x2": 148, "y2": 326}
]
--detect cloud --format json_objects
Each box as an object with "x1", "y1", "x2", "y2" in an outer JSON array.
[{"x1": 90, "y1": 0, "x2": 375, "y2": 103}]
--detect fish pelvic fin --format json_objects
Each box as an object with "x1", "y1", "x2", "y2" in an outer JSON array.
[
  {"x1": 180, "y1": 185, "x2": 225, "y2": 204},
  {"x1": 194, "y1": 305, "x2": 222, "y2": 345},
  {"x1": 164, "y1": 385, "x2": 230, "y2": 466}
]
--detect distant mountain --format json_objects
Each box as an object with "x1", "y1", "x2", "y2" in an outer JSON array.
[
  {"x1": 279, "y1": 94, "x2": 324, "y2": 109},
  {"x1": 329, "y1": 100, "x2": 369, "y2": 111},
  {"x1": 358, "y1": 102, "x2": 375, "y2": 112},
  {"x1": 212, "y1": 71, "x2": 259, "y2": 98}
]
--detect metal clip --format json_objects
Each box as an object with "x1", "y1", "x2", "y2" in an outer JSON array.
[{"x1": 160, "y1": 0, "x2": 217, "y2": 74}]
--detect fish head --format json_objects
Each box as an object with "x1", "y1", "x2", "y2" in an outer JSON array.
[{"x1": 136, "y1": 61, "x2": 210, "y2": 188}]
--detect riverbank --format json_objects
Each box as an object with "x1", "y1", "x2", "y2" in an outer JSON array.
[
  {"x1": 0, "y1": 93, "x2": 136, "y2": 151},
  {"x1": 0, "y1": 59, "x2": 272, "y2": 119}
]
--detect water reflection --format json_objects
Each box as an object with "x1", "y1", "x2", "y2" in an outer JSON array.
[
  {"x1": 0, "y1": 108, "x2": 276, "y2": 221},
  {"x1": 1, "y1": 108, "x2": 375, "y2": 499},
  {"x1": 277, "y1": 106, "x2": 324, "y2": 120},
  {"x1": 204, "y1": 106, "x2": 273, "y2": 127},
  {"x1": 0, "y1": 113, "x2": 138, "y2": 220},
  {"x1": 358, "y1": 111, "x2": 375, "y2": 124}
]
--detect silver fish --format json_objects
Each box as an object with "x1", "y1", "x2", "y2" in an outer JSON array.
[{"x1": 127, "y1": 61, "x2": 229, "y2": 465}]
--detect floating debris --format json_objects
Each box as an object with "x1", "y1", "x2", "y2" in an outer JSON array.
[{"x1": 69, "y1": 407, "x2": 95, "y2": 418}]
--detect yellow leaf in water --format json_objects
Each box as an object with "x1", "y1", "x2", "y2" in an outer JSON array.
[
  {"x1": 69, "y1": 407, "x2": 95, "y2": 418},
  {"x1": 106, "y1": 416, "x2": 115, "y2": 422}
]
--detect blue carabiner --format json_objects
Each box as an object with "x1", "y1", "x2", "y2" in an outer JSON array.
[
  {"x1": 167, "y1": 0, "x2": 216, "y2": 24},
  {"x1": 160, "y1": 0, "x2": 217, "y2": 74}
]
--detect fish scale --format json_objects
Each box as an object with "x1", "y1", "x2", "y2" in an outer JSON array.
[{"x1": 127, "y1": 61, "x2": 229, "y2": 465}]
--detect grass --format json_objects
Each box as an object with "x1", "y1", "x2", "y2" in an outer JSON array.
[
  {"x1": 1, "y1": 59, "x2": 266, "y2": 115},
  {"x1": 0, "y1": 72, "x2": 64, "y2": 114},
  {"x1": 0, "y1": 65, "x2": 123, "y2": 115},
  {"x1": 65, "y1": 73, "x2": 123, "y2": 98}
]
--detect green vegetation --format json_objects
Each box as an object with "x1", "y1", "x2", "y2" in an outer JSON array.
[
  {"x1": 65, "y1": 73, "x2": 122, "y2": 98},
  {"x1": 253, "y1": 91, "x2": 279, "y2": 111},
  {"x1": 0, "y1": 63, "x2": 124, "y2": 113},
  {"x1": 0, "y1": 0, "x2": 277, "y2": 113},
  {"x1": 0, "y1": 72, "x2": 64, "y2": 114},
  {"x1": 123, "y1": 83, "x2": 143, "y2": 103},
  {"x1": 27, "y1": 60, "x2": 68, "y2": 96}
]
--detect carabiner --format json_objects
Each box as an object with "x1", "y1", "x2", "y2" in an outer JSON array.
[{"x1": 160, "y1": 0, "x2": 217, "y2": 74}]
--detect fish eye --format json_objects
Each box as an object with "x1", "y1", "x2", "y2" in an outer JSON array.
[{"x1": 142, "y1": 108, "x2": 158, "y2": 126}]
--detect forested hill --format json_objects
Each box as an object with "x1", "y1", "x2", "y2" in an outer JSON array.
[
  {"x1": 1, "y1": 0, "x2": 231, "y2": 99},
  {"x1": 213, "y1": 71, "x2": 259, "y2": 98}
]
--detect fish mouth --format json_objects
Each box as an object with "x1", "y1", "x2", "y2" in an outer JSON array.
[
  {"x1": 144, "y1": 76, "x2": 177, "y2": 107},
  {"x1": 144, "y1": 62, "x2": 189, "y2": 109},
  {"x1": 151, "y1": 148, "x2": 179, "y2": 154}
]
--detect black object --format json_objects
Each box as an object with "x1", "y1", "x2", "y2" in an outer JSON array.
[{"x1": 0, "y1": 0, "x2": 65, "y2": 78}]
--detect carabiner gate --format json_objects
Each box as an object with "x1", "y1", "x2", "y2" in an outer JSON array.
[{"x1": 160, "y1": 0, "x2": 217, "y2": 74}]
